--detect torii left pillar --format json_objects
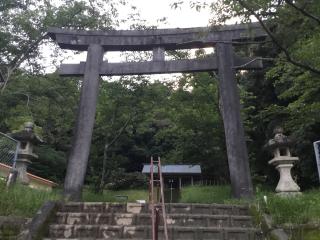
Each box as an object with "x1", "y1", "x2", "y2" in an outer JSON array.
[{"x1": 63, "y1": 44, "x2": 104, "y2": 201}]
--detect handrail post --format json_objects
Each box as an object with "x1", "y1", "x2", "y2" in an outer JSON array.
[
  {"x1": 149, "y1": 155, "x2": 169, "y2": 240},
  {"x1": 12, "y1": 141, "x2": 20, "y2": 168},
  {"x1": 158, "y1": 157, "x2": 169, "y2": 240}
]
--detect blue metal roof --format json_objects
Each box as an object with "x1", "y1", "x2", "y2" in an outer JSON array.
[{"x1": 142, "y1": 164, "x2": 201, "y2": 175}]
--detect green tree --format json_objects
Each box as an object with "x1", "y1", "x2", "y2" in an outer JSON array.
[
  {"x1": 0, "y1": 0, "x2": 126, "y2": 92},
  {"x1": 210, "y1": 0, "x2": 320, "y2": 188},
  {"x1": 0, "y1": 72, "x2": 80, "y2": 182}
]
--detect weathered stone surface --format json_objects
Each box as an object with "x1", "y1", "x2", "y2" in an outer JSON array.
[
  {"x1": 274, "y1": 164, "x2": 300, "y2": 194},
  {"x1": 10, "y1": 122, "x2": 43, "y2": 185},
  {"x1": 63, "y1": 44, "x2": 104, "y2": 201},
  {"x1": 48, "y1": 224, "x2": 262, "y2": 239},
  {"x1": 59, "y1": 202, "x2": 249, "y2": 215},
  {"x1": 0, "y1": 216, "x2": 29, "y2": 240},
  {"x1": 55, "y1": 212, "x2": 252, "y2": 228},
  {"x1": 48, "y1": 23, "x2": 266, "y2": 51},
  {"x1": 270, "y1": 229, "x2": 289, "y2": 240},
  {"x1": 49, "y1": 23, "x2": 266, "y2": 200},
  {"x1": 18, "y1": 200, "x2": 58, "y2": 240},
  {"x1": 126, "y1": 203, "x2": 147, "y2": 214},
  {"x1": 47, "y1": 20, "x2": 268, "y2": 201},
  {"x1": 59, "y1": 56, "x2": 263, "y2": 77},
  {"x1": 266, "y1": 128, "x2": 301, "y2": 195},
  {"x1": 43, "y1": 202, "x2": 263, "y2": 239},
  {"x1": 216, "y1": 42, "x2": 253, "y2": 199},
  {"x1": 0, "y1": 216, "x2": 29, "y2": 226}
]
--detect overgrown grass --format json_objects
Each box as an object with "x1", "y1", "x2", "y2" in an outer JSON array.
[
  {"x1": 180, "y1": 185, "x2": 320, "y2": 225},
  {"x1": 179, "y1": 185, "x2": 232, "y2": 204},
  {"x1": 256, "y1": 189, "x2": 320, "y2": 225},
  {"x1": 1, "y1": 181, "x2": 320, "y2": 227},
  {"x1": 0, "y1": 183, "x2": 148, "y2": 217},
  {"x1": 0, "y1": 182, "x2": 59, "y2": 217}
]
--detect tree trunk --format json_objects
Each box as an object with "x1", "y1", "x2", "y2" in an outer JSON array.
[
  {"x1": 63, "y1": 44, "x2": 104, "y2": 201},
  {"x1": 99, "y1": 144, "x2": 109, "y2": 193},
  {"x1": 97, "y1": 116, "x2": 132, "y2": 193},
  {"x1": 216, "y1": 43, "x2": 253, "y2": 199}
]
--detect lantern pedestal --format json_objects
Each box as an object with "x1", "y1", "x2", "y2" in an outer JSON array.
[
  {"x1": 269, "y1": 157, "x2": 300, "y2": 196},
  {"x1": 15, "y1": 158, "x2": 31, "y2": 185}
]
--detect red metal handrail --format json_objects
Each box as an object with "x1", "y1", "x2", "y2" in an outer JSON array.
[{"x1": 149, "y1": 156, "x2": 169, "y2": 240}]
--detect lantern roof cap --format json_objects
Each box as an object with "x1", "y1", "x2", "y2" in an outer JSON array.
[
  {"x1": 265, "y1": 127, "x2": 294, "y2": 150},
  {"x1": 10, "y1": 122, "x2": 43, "y2": 144}
]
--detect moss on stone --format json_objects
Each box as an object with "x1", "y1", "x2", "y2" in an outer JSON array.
[
  {"x1": 288, "y1": 227, "x2": 320, "y2": 240},
  {"x1": 0, "y1": 225, "x2": 20, "y2": 240}
]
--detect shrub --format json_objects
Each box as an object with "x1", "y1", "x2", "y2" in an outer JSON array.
[{"x1": 106, "y1": 171, "x2": 148, "y2": 190}]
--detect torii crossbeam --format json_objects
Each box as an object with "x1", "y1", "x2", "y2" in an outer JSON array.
[{"x1": 48, "y1": 23, "x2": 267, "y2": 200}]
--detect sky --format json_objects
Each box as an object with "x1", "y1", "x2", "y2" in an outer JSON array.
[{"x1": 120, "y1": 0, "x2": 212, "y2": 28}]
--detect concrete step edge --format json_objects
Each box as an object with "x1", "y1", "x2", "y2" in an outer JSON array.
[
  {"x1": 49, "y1": 224, "x2": 259, "y2": 231},
  {"x1": 62, "y1": 202, "x2": 248, "y2": 208},
  {"x1": 44, "y1": 239, "x2": 152, "y2": 240},
  {"x1": 55, "y1": 212, "x2": 252, "y2": 218},
  {"x1": 59, "y1": 203, "x2": 249, "y2": 216}
]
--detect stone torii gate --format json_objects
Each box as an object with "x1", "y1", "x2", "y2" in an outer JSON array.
[{"x1": 48, "y1": 23, "x2": 266, "y2": 200}]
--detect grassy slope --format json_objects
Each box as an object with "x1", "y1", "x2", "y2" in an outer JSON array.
[
  {"x1": 1, "y1": 182, "x2": 320, "y2": 226},
  {"x1": 180, "y1": 185, "x2": 320, "y2": 225},
  {"x1": 0, "y1": 182, "x2": 59, "y2": 217},
  {"x1": 0, "y1": 182, "x2": 149, "y2": 217},
  {"x1": 257, "y1": 190, "x2": 320, "y2": 225},
  {"x1": 179, "y1": 185, "x2": 231, "y2": 204}
]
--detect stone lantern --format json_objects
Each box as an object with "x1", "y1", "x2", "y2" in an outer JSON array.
[
  {"x1": 10, "y1": 122, "x2": 43, "y2": 185},
  {"x1": 265, "y1": 127, "x2": 301, "y2": 196}
]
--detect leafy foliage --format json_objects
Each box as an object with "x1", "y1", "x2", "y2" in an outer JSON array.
[
  {"x1": 204, "y1": 0, "x2": 320, "y2": 188},
  {"x1": 0, "y1": 182, "x2": 59, "y2": 217},
  {"x1": 0, "y1": 0, "x2": 127, "y2": 92},
  {"x1": 0, "y1": 0, "x2": 320, "y2": 193}
]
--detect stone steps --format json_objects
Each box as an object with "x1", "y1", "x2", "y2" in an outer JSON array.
[
  {"x1": 44, "y1": 202, "x2": 263, "y2": 240},
  {"x1": 59, "y1": 203, "x2": 249, "y2": 215},
  {"x1": 55, "y1": 212, "x2": 253, "y2": 228},
  {"x1": 49, "y1": 224, "x2": 261, "y2": 239},
  {"x1": 44, "y1": 239, "x2": 151, "y2": 240}
]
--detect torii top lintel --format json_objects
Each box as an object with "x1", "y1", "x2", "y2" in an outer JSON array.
[{"x1": 48, "y1": 23, "x2": 266, "y2": 51}]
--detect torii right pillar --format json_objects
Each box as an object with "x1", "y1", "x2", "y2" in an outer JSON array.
[{"x1": 216, "y1": 43, "x2": 253, "y2": 198}]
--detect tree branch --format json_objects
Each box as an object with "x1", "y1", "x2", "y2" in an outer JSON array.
[
  {"x1": 99, "y1": 114, "x2": 134, "y2": 192},
  {"x1": 107, "y1": 115, "x2": 133, "y2": 148},
  {"x1": 1, "y1": 33, "x2": 48, "y2": 93},
  {"x1": 237, "y1": 0, "x2": 320, "y2": 75},
  {"x1": 10, "y1": 33, "x2": 48, "y2": 70},
  {"x1": 284, "y1": 0, "x2": 320, "y2": 25},
  {"x1": 0, "y1": 67, "x2": 12, "y2": 94},
  {"x1": 0, "y1": 69, "x2": 4, "y2": 84}
]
